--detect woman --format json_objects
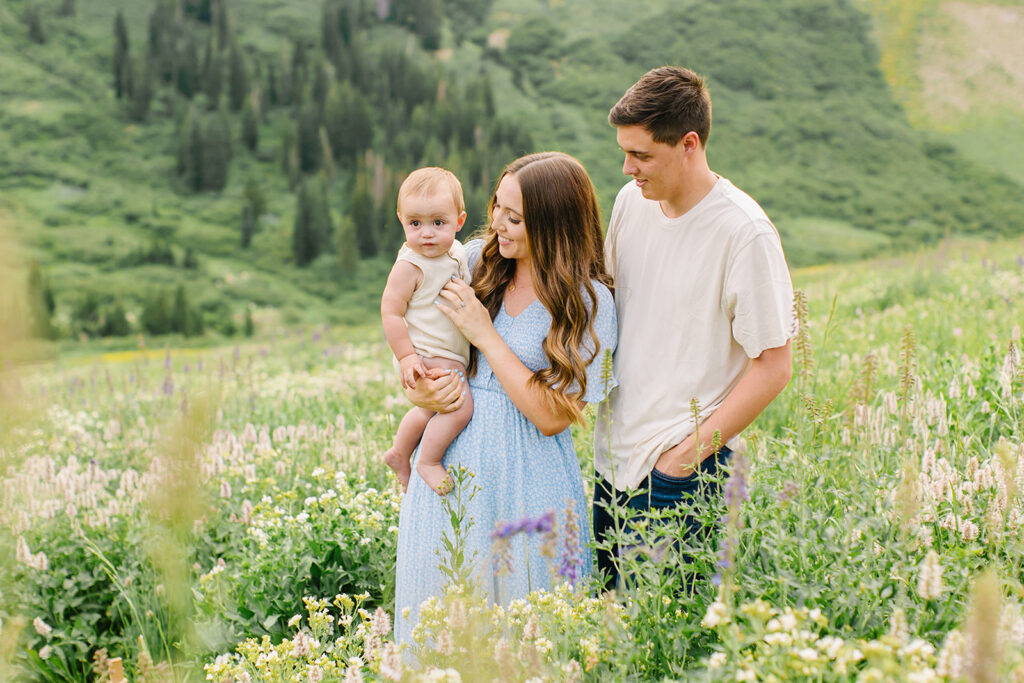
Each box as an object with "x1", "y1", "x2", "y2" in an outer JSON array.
[{"x1": 394, "y1": 152, "x2": 617, "y2": 644}]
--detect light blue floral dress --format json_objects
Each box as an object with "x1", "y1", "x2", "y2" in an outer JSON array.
[{"x1": 394, "y1": 239, "x2": 617, "y2": 645}]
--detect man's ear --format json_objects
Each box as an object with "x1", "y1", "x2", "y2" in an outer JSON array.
[
  {"x1": 682, "y1": 131, "x2": 702, "y2": 152},
  {"x1": 456, "y1": 211, "x2": 467, "y2": 230}
]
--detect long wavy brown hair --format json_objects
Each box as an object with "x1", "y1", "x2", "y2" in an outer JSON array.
[{"x1": 470, "y1": 152, "x2": 613, "y2": 424}]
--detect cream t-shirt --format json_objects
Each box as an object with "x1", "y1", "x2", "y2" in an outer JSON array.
[
  {"x1": 396, "y1": 240, "x2": 472, "y2": 366},
  {"x1": 594, "y1": 178, "x2": 795, "y2": 491}
]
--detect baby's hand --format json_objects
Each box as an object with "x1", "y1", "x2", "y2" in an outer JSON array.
[{"x1": 399, "y1": 354, "x2": 428, "y2": 390}]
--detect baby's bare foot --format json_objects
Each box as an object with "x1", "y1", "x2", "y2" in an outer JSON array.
[
  {"x1": 383, "y1": 448, "x2": 411, "y2": 491},
  {"x1": 417, "y1": 461, "x2": 454, "y2": 496}
]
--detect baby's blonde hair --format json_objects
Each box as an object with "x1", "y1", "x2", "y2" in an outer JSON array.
[{"x1": 397, "y1": 167, "x2": 465, "y2": 216}]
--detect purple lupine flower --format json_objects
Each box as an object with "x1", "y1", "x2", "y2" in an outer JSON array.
[
  {"x1": 491, "y1": 510, "x2": 556, "y2": 540},
  {"x1": 164, "y1": 349, "x2": 172, "y2": 369},
  {"x1": 777, "y1": 480, "x2": 800, "y2": 505},
  {"x1": 556, "y1": 502, "x2": 582, "y2": 584},
  {"x1": 183, "y1": 363, "x2": 190, "y2": 374},
  {"x1": 722, "y1": 453, "x2": 749, "y2": 509},
  {"x1": 260, "y1": 347, "x2": 269, "y2": 358},
  {"x1": 162, "y1": 375, "x2": 174, "y2": 397},
  {"x1": 197, "y1": 360, "x2": 204, "y2": 372},
  {"x1": 313, "y1": 332, "x2": 322, "y2": 342},
  {"x1": 1017, "y1": 255, "x2": 1023, "y2": 269}
]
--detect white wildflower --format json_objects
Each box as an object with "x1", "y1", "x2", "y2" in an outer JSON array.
[
  {"x1": 702, "y1": 600, "x2": 730, "y2": 628},
  {"x1": 39, "y1": 645, "x2": 52, "y2": 660},
  {"x1": 916, "y1": 550, "x2": 944, "y2": 600},
  {"x1": 33, "y1": 617, "x2": 52, "y2": 638}
]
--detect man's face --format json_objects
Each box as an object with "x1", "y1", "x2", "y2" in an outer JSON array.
[
  {"x1": 616, "y1": 125, "x2": 689, "y2": 203},
  {"x1": 398, "y1": 193, "x2": 466, "y2": 258}
]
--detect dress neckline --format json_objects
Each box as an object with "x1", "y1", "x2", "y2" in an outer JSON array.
[{"x1": 501, "y1": 297, "x2": 541, "y2": 319}]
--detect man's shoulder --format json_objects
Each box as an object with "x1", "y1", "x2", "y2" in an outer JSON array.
[{"x1": 709, "y1": 178, "x2": 780, "y2": 244}]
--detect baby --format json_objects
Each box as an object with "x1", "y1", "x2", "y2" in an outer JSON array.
[{"x1": 381, "y1": 167, "x2": 474, "y2": 495}]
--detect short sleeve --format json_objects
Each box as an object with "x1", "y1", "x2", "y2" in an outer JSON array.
[
  {"x1": 724, "y1": 227, "x2": 796, "y2": 358},
  {"x1": 580, "y1": 282, "x2": 619, "y2": 404},
  {"x1": 450, "y1": 239, "x2": 473, "y2": 284},
  {"x1": 465, "y1": 239, "x2": 484, "y2": 276}
]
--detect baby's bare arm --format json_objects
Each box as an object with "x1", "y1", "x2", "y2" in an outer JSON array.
[{"x1": 381, "y1": 260, "x2": 423, "y2": 362}]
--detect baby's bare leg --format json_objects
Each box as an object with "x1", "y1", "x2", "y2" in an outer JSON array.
[
  {"x1": 384, "y1": 406, "x2": 434, "y2": 490},
  {"x1": 416, "y1": 358, "x2": 473, "y2": 496}
]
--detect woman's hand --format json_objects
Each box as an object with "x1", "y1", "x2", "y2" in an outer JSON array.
[
  {"x1": 436, "y1": 278, "x2": 500, "y2": 350},
  {"x1": 405, "y1": 367, "x2": 466, "y2": 413}
]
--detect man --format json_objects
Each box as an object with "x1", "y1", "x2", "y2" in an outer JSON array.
[{"x1": 593, "y1": 66, "x2": 795, "y2": 589}]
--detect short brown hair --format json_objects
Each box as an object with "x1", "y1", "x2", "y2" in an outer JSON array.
[
  {"x1": 609, "y1": 66, "x2": 712, "y2": 147},
  {"x1": 397, "y1": 167, "x2": 465, "y2": 216}
]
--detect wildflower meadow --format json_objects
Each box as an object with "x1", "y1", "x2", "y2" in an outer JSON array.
[{"x1": 2, "y1": 235, "x2": 1024, "y2": 682}]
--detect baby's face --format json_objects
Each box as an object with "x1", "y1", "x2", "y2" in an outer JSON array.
[{"x1": 398, "y1": 193, "x2": 466, "y2": 258}]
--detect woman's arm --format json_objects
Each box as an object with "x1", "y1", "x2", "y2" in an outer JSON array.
[{"x1": 437, "y1": 278, "x2": 575, "y2": 436}]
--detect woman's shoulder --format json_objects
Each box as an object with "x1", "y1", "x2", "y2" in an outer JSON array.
[
  {"x1": 584, "y1": 278, "x2": 615, "y2": 306},
  {"x1": 465, "y1": 237, "x2": 485, "y2": 272}
]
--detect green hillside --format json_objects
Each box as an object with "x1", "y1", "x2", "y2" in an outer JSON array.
[{"x1": 2, "y1": 0, "x2": 1023, "y2": 349}]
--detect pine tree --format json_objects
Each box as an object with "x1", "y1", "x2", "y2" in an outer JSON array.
[
  {"x1": 142, "y1": 291, "x2": 171, "y2": 335},
  {"x1": 58, "y1": 0, "x2": 76, "y2": 18},
  {"x1": 241, "y1": 93, "x2": 259, "y2": 151},
  {"x1": 414, "y1": 0, "x2": 443, "y2": 51},
  {"x1": 309, "y1": 173, "x2": 334, "y2": 256},
  {"x1": 200, "y1": 110, "x2": 233, "y2": 191},
  {"x1": 176, "y1": 34, "x2": 201, "y2": 99},
  {"x1": 127, "y1": 56, "x2": 155, "y2": 122},
  {"x1": 336, "y1": 214, "x2": 358, "y2": 276},
  {"x1": 349, "y1": 164, "x2": 377, "y2": 258},
  {"x1": 25, "y1": 4, "x2": 46, "y2": 45},
  {"x1": 182, "y1": 247, "x2": 199, "y2": 269},
  {"x1": 292, "y1": 182, "x2": 316, "y2": 266},
  {"x1": 179, "y1": 106, "x2": 204, "y2": 190},
  {"x1": 171, "y1": 285, "x2": 189, "y2": 335},
  {"x1": 214, "y1": 0, "x2": 231, "y2": 49},
  {"x1": 297, "y1": 103, "x2": 322, "y2": 173},
  {"x1": 202, "y1": 38, "x2": 223, "y2": 108},
  {"x1": 324, "y1": 82, "x2": 373, "y2": 161},
  {"x1": 240, "y1": 205, "x2": 256, "y2": 249},
  {"x1": 244, "y1": 174, "x2": 266, "y2": 217},
  {"x1": 244, "y1": 306, "x2": 254, "y2": 337},
  {"x1": 27, "y1": 260, "x2": 55, "y2": 339},
  {"x1": 113, "y1": 11, "x2": 130, "y2": 99},
  {"x1": 227, "y1": 41, "x2": 250, "y2": 111}
]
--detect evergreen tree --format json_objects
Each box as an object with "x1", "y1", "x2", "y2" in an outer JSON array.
[
  {"x1": 240, "y1": 204, "x2": 256, "y2": 248},
  {"x1": 113, "y1": 11, "x2": 130, "y2": 99},
  {"x1": 58, "y1": 0, "x2": 76, "y2": 18},
  {"x1": 171, "y1": 285, "x2": 190, "y2": 335},
  {"x1": 182, "y1": 247, "x2": 199, "y2": 269},
  {"x1": 25, "y1": 4, "x2": 46, "y2": 45},
  {"x1": 27, "y1": 260, "x2": 55, "y2": 339},
  {"x1": 324, "y1": 82, "x2": 373, "y2": 161},
  {"x1": 227, "y1": 41, "x2": 250, "y2": 111},
  {"x1": 200, "y1": 110, "x2": 233, "y2": 191},
  {"x1": 141, "y1": 291, "x2": 171, "y2": 335},
  {"x1": 244, "y1": 173, "x2": 266, "y2": 217},
  {"x1": 292, "y1": 183, "x2": 316, "y2": 266},
  {"x1": 241, "y1": 93, "x2": 259, "y2": 151},
  {"x1": 336, "y1": 214, "x2": 358, "y2": 276},
  {"x1": 176, "y1": 34, "x2": 201, "y2": 99},
  {"x1": 244, "y1": 306, "x2": 254, "y2": 337},
  {"x1": 214, "y1": 0, "x2": 231, "y2": 49},
  {"x1": 127, "y1": 56, "x2": 155, "y2": 122},
  {"x1": 297, "y1": 103, "x2": 322, "y2": 173},
  {"x1": 413, "y1": 0, "x2": 443, "y2": 51},
  {"x1": 179, "y1": 106, "x2": 203, "y2": 190},
  {"x1": 202, "y1": 38, "x2": 223, "y2": 108},
  {"x1": 182, "y1": 0, "x2": 213, "y2": 22},
  {"x1": 266, "y1": 61, "x2": 279, "y2": 107},
  {"x1": 312, "y1": 60, "x2": 331, "y2": 111},
  {"x1": 349, "y1": 164, "x2": 377, "y2": 258}
]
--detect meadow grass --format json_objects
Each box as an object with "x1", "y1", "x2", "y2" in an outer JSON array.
[{"x1": 2, "y1": 234, "x2": 1024, "y2": 680}]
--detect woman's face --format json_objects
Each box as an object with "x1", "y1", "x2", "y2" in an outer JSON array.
[{"x1": 491, "y1": 173, "x2": 529, "y2": 263}]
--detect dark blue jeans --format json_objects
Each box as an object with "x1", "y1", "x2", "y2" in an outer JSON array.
[{"x1": 592, "y1": 447, "x2": 732, "y2": 592}]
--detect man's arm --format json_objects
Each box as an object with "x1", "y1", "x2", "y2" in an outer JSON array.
[{"x1": 654, "y1": 340, "x2": 792, "y2": 476}]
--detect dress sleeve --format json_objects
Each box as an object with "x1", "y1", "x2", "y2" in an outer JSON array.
[
  {"x1": 465, "y1": 239, "x2": 484, "y2": 276},
  {"x1": 580, "y1": 282, "x2": 618, "y2": 404}
]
